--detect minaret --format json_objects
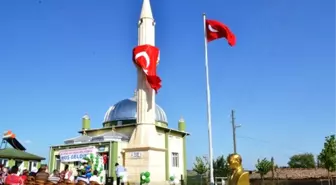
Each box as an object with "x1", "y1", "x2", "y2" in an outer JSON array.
[
  {"x1": 131, "y1": 0, "x2": 157, "y2": 146},
  {"x1": 125, "y1": 1, "x2": 165, "y2": 183}
]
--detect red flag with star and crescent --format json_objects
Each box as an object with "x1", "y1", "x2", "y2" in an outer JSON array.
[
  {"x1": 206, "y1": 19, "x2": 236, "y2": 46},
  {"x1": 133, "y1": 44, "x2": 162, "y2": 93}
]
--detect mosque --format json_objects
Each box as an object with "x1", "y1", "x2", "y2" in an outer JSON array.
[{"x1": 48, "y1": 0, "x2": 189, "y2": 184}]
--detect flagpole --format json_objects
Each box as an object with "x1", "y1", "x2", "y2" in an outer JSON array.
[{"x1": 203, "y1": 13, "x2": 214, "y2": 185}]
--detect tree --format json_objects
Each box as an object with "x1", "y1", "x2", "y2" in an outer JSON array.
[
  {"x1": 192, "y1": 156, "x2": 208, "y2": 184},
  {"x1": 270, "y1": 157, "x2": 275, "y2": 181},
  {"x1": 255, "y1": 158, "x2": 273, "y2": 184},
  {"x1": 213, "y1": 155, "x2": 232, "y2": 179},
  {"x1": 316, "y1": 156, "x2": 326, "y2": 168},
  {"x1": 288, "y1": 153, "x2": 316, "y2": 168},
  {"x1": 318, "y1": 134, "x2": 336, "y2": 179}
]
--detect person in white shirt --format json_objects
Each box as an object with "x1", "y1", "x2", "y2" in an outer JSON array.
[
  {"x1": 29, "y1": 167, "x2": 37, "y2": 177},
  {"x1": 115, "y1": 163, "x2": 125, "y2": 185}
]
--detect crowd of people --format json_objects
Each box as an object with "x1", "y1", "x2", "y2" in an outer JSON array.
[{"x1": 0, "y1": 164, "x2": 101, "y2": 185}]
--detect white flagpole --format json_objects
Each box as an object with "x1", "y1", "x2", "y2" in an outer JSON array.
[{"x1": 203, "y1": 13, "x2": 214, "y2": 185}]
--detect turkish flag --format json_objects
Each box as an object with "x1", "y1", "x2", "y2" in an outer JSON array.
[
  {"x1": 133, "y1": 44, "x2": 162, "y2": 93},
  {"x1": 102, "y1": 154, "x2": 108, "y2": 165},
  {"x1": 206, "y1": 19, "x2": 236, "y2": 46}
]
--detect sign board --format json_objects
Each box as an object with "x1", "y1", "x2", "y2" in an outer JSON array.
[
  {"x1": 91, "y1": 136, "x2": 121, "y2": 142},
  {"x1": 59, "y1": 146, "x2": 97, "y2": 162},
  {"x1": 98, "y1": 146, "x2": 105, "y2": 152},
  {"x1": 130, "y1": 152, "x2": 142, "y2": 159}
]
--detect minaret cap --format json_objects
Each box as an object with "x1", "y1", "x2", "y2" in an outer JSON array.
[
  {"x1": 179, "y1": 117, "x2": 185, "y2": 123},
  {"x1": 140, "y1": 0, "x2": 153, "y2": 19},
  {"x1": 83, "y1": 113, "x2": 90, "y2": 120}
]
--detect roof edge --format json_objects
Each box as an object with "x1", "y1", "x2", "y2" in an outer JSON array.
[
  {"x1": 0, "y1": 148, "x2": 45, "y2": 161},
  {"x1": 78, "y1": 124, "x2": 189, "y2": 135}
]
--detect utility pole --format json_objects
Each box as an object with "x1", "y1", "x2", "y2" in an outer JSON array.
[{"x1": 231, "y1": 110, "x2": 241, "y2": 154}]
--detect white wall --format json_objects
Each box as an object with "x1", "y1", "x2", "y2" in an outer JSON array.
[
  {"x1": 148, "y1": 150, "x2": 166, "y2": 182},
  {"x1": 118, "y1": 141, "x2": 129, "y2": 165},
  {"x1": 119, "y1": 130, "x2": 165, "y2": 165},
  {"x1": 155, "y1": 130, "x2": 165, "y2": 148},
  {"x1": 168, "y1": 134, "x2": 184, "y2": 181}
]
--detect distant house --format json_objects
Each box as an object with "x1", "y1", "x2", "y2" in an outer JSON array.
[
  {"x1": 0, "y1": 131, "x2": 45, "y2": 171},
  {"x1": 250, "y1": 168, "x2": 336, "y2": 180},
  {"x1": 249, "y1": 168, "x2": 336, "y2": 185}
]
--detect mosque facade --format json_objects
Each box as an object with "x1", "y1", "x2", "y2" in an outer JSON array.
[
  {"x1": 48, "y1": 0, "x2": 189, "y2": 183},
  {"x1": 48, "y1": 94, "x2": 188, "y2": 184}
]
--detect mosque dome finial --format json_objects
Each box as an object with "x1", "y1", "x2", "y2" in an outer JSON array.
[{"x1": 133, "y1": 89, "x2": 137, "y2": 98}]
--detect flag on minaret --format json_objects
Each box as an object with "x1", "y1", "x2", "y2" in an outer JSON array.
[
  {"x1": 133, "y1": 44, "x2": 161, "y2": 93},
  {"x1": 206, "y1": 19, "x2": 236, "y2": 46}
]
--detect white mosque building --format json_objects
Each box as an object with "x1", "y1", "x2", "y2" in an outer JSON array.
[{"x1": 48, "y1": 0, "x2": 189, "y2": 184}]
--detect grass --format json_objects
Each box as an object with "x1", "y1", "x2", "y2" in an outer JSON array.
[{"x1": 186, "y1": 171, "x2": 227, "y2": 185}]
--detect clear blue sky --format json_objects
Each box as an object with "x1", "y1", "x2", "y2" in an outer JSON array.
[{"x1": 0, "y1": 0, "x2": 334, "y2": 170}]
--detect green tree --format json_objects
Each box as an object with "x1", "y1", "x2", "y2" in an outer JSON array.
[
  {"x1": 318, "y1": 134, "x2": 336, "y2": 179},
  {"x1": 316, "y1": 157, "x2": 326, "y2": 168},
  {"x1": 255, "y1": 158, "x2": 273, "y2": 184},
  {"x1": 192, "y1": 156, "x2": 208, "y2": 184},
  {"x1": 288, "y1": 153, "x2": 316, "y2": 168},
  {"x1": 213, "y1": 155, "x2": 232, "y2": 179}
]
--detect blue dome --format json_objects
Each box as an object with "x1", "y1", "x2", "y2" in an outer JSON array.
[{"x1": 103, "y1": 97, "x2": 168, "y2": 123}]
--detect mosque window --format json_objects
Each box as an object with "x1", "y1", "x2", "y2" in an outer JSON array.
[
  {"x1": 172, "y1": 152, "x2": 179, "y2": 167},
  {"x1": 28, "y1": 161, "x2": 38, "y2": 171},
  {"x1": 15, "y1": 160, "x2": 23, "y2": 167}
]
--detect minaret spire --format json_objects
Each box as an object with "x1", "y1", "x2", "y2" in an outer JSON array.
[
  {"x1": 140, "y1": 0, "x2": 153, "y2": 19},
  {"x1": 129, "y1": 0, "x2": 156, "y2": 146},
  {"x1": 138, "y1": 0, "x2": 155, "y2": 46},
  {"x1": 124, "y1": 0, "x2": 165, "y2": 183},
  {"x1": 136, "y1": 0, "x2": 156, "y2": 129}
]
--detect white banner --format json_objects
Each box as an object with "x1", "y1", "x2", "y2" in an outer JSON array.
[{"x1": 59, "y1": 146, "x2": 97, "y2": 162}]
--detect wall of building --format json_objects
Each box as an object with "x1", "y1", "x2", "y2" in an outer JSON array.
[
  {"x1": 117, "y1": 129, "x2": 165, "y2": 166},
  {"x1": 0, "y1": 158, "x2": 40, "y2": 172},
  {"x1": 168, "y1": 132, "x2": 184, "y2": 181},
  {"x1": 85, "y1": 126, "x2": 135, "y2": 138},
  {"x1": 118, "y1": 142, "x2": 128, "y2": 166},
  {"x1": 155, "y1": 129, "x2": 165, "y2": 149},
  {"x1": 51, "y1": 150, "x2": 66, "y2": 173},
  {"x1": 148, "y1": 150, "x2": 166, "y2": 182}
]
